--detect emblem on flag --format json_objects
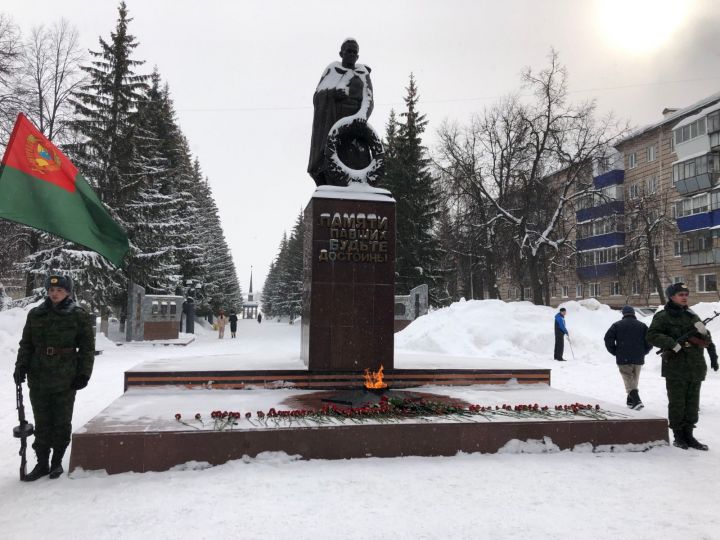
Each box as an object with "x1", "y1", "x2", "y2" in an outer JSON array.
[{"x1": 25, "y1": 135, "x2": 62, "y2": 175}]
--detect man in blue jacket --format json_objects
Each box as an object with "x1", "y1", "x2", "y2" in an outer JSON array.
[
  {"x1": 604, "y1": 305, "x2": 653, "y2": 409},
  {"x1": 554, "y1": 308, "x2": 569, "y2": 361}
]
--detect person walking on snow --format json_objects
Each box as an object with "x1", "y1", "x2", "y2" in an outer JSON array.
[
  {"x1": 217, "y1": 309, "x2": 226, "y2": 339},
  {"x1": 554, "y1": 307, "x2": 569, "y2": 361},
  {"x1": 647, "y1": 282, "x2": 715, "y2": 451},
  {"x1": 603, "y1": 305, "x2": 652, "y2": 410},
  {"x1": 229, "y1": 309, "x2": 238, "y2": 338}
]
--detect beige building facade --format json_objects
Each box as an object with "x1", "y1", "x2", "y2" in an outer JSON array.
[{"x1": 502, "y1": 91, "x2": 720, "y2": 309}]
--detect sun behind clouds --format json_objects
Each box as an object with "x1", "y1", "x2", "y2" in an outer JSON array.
[{"x1": 594, "y1": 0, "x2": 690, "y2": 56}]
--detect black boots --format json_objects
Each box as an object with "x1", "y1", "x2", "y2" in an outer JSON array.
[
  {"x1": 22, "y1": 447, "x2": 67, "y2": 481},
  {"x1": 627, "y1": 389, "x2": 644, "y2": 410},
  {"x1": 673, "y1": 428, "x2": 709, "y2": 450},
  {"x1": 23, "y1": 448, "x2": 50, "y2": 481},
  {"x1": 672, "y1": 429, "x2": 689, "y2": 449},
  {"x1": 684, "y1": 427, "x2": 709, "y2": 451},
  {"x1": 49, "y1": 447, "x2": 67, "y2": 479}
]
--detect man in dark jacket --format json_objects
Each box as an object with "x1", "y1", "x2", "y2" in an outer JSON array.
[
  {"x1": 554, "y1": 308, "x2": 569, "y2": 361},
  {"x1": 229, "y1": 309, "x2": 238, "y2": 338},
  {"x1": 604, "y1": 305, "x2": 652, "y2": 410},
  {"x1": 13, "y1": 275, "x2": 95, "y2": 480},
  {"x1": 647, "y1": 282, "x2": 714, "y2": 451}
]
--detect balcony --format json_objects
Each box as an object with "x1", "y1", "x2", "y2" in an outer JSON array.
[
  {"x1": 594, "y1": 169, "x2": 624, "y2": 189},
  {"x1": 576, "y1": 200, "x2": 624, "y2": 222},
  {"x1": 676, "y1": 208, "x2": 720, "y2": 233},
  {"x1": 681, "y1": 249, "x2": 719, "y2": 266},
  {"x1": 674, "y1": 172, "x2": 717, "y2": 195},
  {"x1": 576, "y1": 263, "x2": 618, "y2": 280},
  {"x1": 575, "y1": 232, "x2": 625, "y2": 251}
]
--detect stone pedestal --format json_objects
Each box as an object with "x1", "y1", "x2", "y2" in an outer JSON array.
[{"x1": 301, "y1": 186, "x2": 395, "y2": 371}]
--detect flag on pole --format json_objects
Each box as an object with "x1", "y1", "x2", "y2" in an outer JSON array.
[{"x1": 0, "y1": 113, "x2": 129, "y2": 267}]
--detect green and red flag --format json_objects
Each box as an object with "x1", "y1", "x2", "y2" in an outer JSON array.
[{"x1": 0, "y1": 113, "x2": 129, "y2": 267}]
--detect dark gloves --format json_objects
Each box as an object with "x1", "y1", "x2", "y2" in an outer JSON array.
[
  {"x1": 13, "y1": 367, "x2": 27, "y2": 385},
  {"x1": 709, "y1": 343, "x2": 719, "y2": 372},
  {"x1": 712, "y1": 357, "x2": 719, "y2": 372},
  {"x1": 72, "y1": 374, "x2": 90, "y2": 390}
]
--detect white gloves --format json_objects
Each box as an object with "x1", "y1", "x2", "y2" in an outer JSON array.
[{"x1": 672, "y1": 343, "x2": 682, "y2": 353}]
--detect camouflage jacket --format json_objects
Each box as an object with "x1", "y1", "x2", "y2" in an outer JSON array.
[
  {"x1": 647, "y1": 301, "x2": 711, "y2": 381},
  {"x1": 15, "y1": 297, "x2": 95, "y2": 391}
]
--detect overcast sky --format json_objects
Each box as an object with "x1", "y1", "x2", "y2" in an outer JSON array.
[{"x1": 9, "y1": 0, "x2": 720, "y2": 294}]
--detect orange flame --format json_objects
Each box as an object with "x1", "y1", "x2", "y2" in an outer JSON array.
[{"x1": 364, "y1": 365, "x2": 387, "y2": 389}]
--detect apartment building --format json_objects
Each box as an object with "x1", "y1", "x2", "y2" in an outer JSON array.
[{"x1": 505, "y1": 91, "x2": 720, "y2": 308}]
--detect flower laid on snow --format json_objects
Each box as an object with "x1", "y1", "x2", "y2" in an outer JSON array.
[{"x1": 172, "y1": 399, "x2": 628, "y2": 431}]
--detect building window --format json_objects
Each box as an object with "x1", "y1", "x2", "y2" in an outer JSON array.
[
  {"x1": 709, "y1": 112, "x2": 720, "y2": 133},
  {"x1": 673, "y1": 240, "x2": 682, "y2": 257},
  {"x1": 674, "y1": 118, "x2": 706, "y2": 144},
  {"x1": 628, "y1": 152, "x2": 637, "y2": 169},
  {"x1": 652, "y1": 245, "x2": 661, "y2": 259},
  {"x1": 676, "y1": 193, "x2": 712, "y2": 218},
  {"x1": 588, "y1": 282, "x2": 600, "y2": 297},
  {"x1": 647, "y1": 145, "x2": 656, "y2": 162},
  {"x1": 561, "y1": 286, "x2": 569, "y2": 298},
  {"x1": 672, "y1": 153, "x2": 720, "y2": 184},
  {"x1": 672, "y1": 276, "x2": 684, "y2": 284},
  {"x1": 576, "y1": 283, "x2": 583, "y2": 298},
  {"x1": 628, "y1": 183, "x2": 641, "y2": 199},
  {"x1": 523, "y1": 287, "x2": 531, "y2": 299},
  {"x1": 670, "y1": 135, "x2": 675, "y2": 152},
  {"x1": 610, "y1": 281, "x2": 620, "y2": 295},
  {"x1": 697, "y1": 274, "x2": 717, "y2": 293},
  {"x1": 646, "y1": 176, "x2": 658, "y2": 194},
  {"x1": 632, "y1": 281, "x2": 640, "y2": 295}
]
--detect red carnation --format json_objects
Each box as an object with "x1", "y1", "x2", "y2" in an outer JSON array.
[{"x1": 175, "y1": 413, "x2": 181, "y2": 421}]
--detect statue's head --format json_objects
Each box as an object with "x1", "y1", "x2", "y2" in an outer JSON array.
[{"x1": 339, "y1": 38, "x2": 359, "y2": 68}]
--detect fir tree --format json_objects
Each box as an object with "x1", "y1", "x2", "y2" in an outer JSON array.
[
  {"x1": 379, "y1": 74, "x2": 442, "y2": 300},
  {"x1": 58, "y1": 1, "x2": 149, "y2": 310}
]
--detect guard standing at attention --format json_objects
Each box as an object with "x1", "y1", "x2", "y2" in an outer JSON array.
[{"x1": 13, "y1": 274, "x2": 95, "y2": 480}]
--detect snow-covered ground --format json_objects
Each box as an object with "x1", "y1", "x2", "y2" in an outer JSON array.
[{"x1": 0, "y1": 298, "x2": 719, "y2": 539}]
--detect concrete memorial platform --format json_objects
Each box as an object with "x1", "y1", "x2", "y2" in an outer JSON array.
[
  {"x1": 69, "y1": 385, "x2": 668, "y2": 475},
  {"x1": 123, "y1": 352, "x2": 551, "y2": 390}
]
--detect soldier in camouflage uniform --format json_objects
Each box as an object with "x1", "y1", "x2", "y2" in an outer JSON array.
[
  {"x1": 13, "y1": 275, "x2": 94, "y2": 480},
  {"x1": 647, "y1": 282, "x2": 715, "y2": 451}
]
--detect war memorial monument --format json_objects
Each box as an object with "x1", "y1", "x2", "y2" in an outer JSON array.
[{"x1": 68, "y1": 40, "x2": 668, "y2": 474}]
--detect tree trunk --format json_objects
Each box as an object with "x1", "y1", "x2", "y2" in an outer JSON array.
[
  {"x1": 645, "y1": 231, "x2": 666, "y2": 304},
  {"x1": 24, "y1": 232, "x2": 40, "y2": 297},
  {"x1": 527, "y1": 256, "x2": 545, "y2": 305},
  {"x1": 484, "y1": 257, "x2": 500, "y2": 299}
]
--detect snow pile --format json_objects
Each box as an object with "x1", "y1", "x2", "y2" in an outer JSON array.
[{"x1": 396, "y1": 298, "x2": 623, "y2": 361}]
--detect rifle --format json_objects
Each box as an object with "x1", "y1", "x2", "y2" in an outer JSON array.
[
  {"x1": 657, "y1": 310, "x2": 720, "y2": 355},
  {"x1": 12, "y1": 382, "x2": 34, "y2": 481}
]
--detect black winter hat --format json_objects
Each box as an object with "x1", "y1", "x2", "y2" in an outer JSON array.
[
  {"x1": 621, "y1": 305, "x2": 635, "y2": 316},
  {"x1": 665, "y1": 282, "x2": 689, "y2": 299},
  {"x1": 45, "y1": 274, "x2": 73, "y2": 293}
]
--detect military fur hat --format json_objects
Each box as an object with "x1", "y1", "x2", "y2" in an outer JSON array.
[
  {"x1": 665, "y1": 282, "x2": 689, "y2": 299},
  {"x1": 45, "y1": 274, "x2": 73, "y2": 293}
]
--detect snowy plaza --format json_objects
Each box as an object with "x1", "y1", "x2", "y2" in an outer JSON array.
[{"x1": 2, "y1": 299, "x2": 719, "y2": 539}]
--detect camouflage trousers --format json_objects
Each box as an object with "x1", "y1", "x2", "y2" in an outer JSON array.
[
  {"x1": 29, "y1": 387, "x2": 77, "y2": 452},
  {"x1": 665, "y1": 378, "x2": 702, "y2": 430}
]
